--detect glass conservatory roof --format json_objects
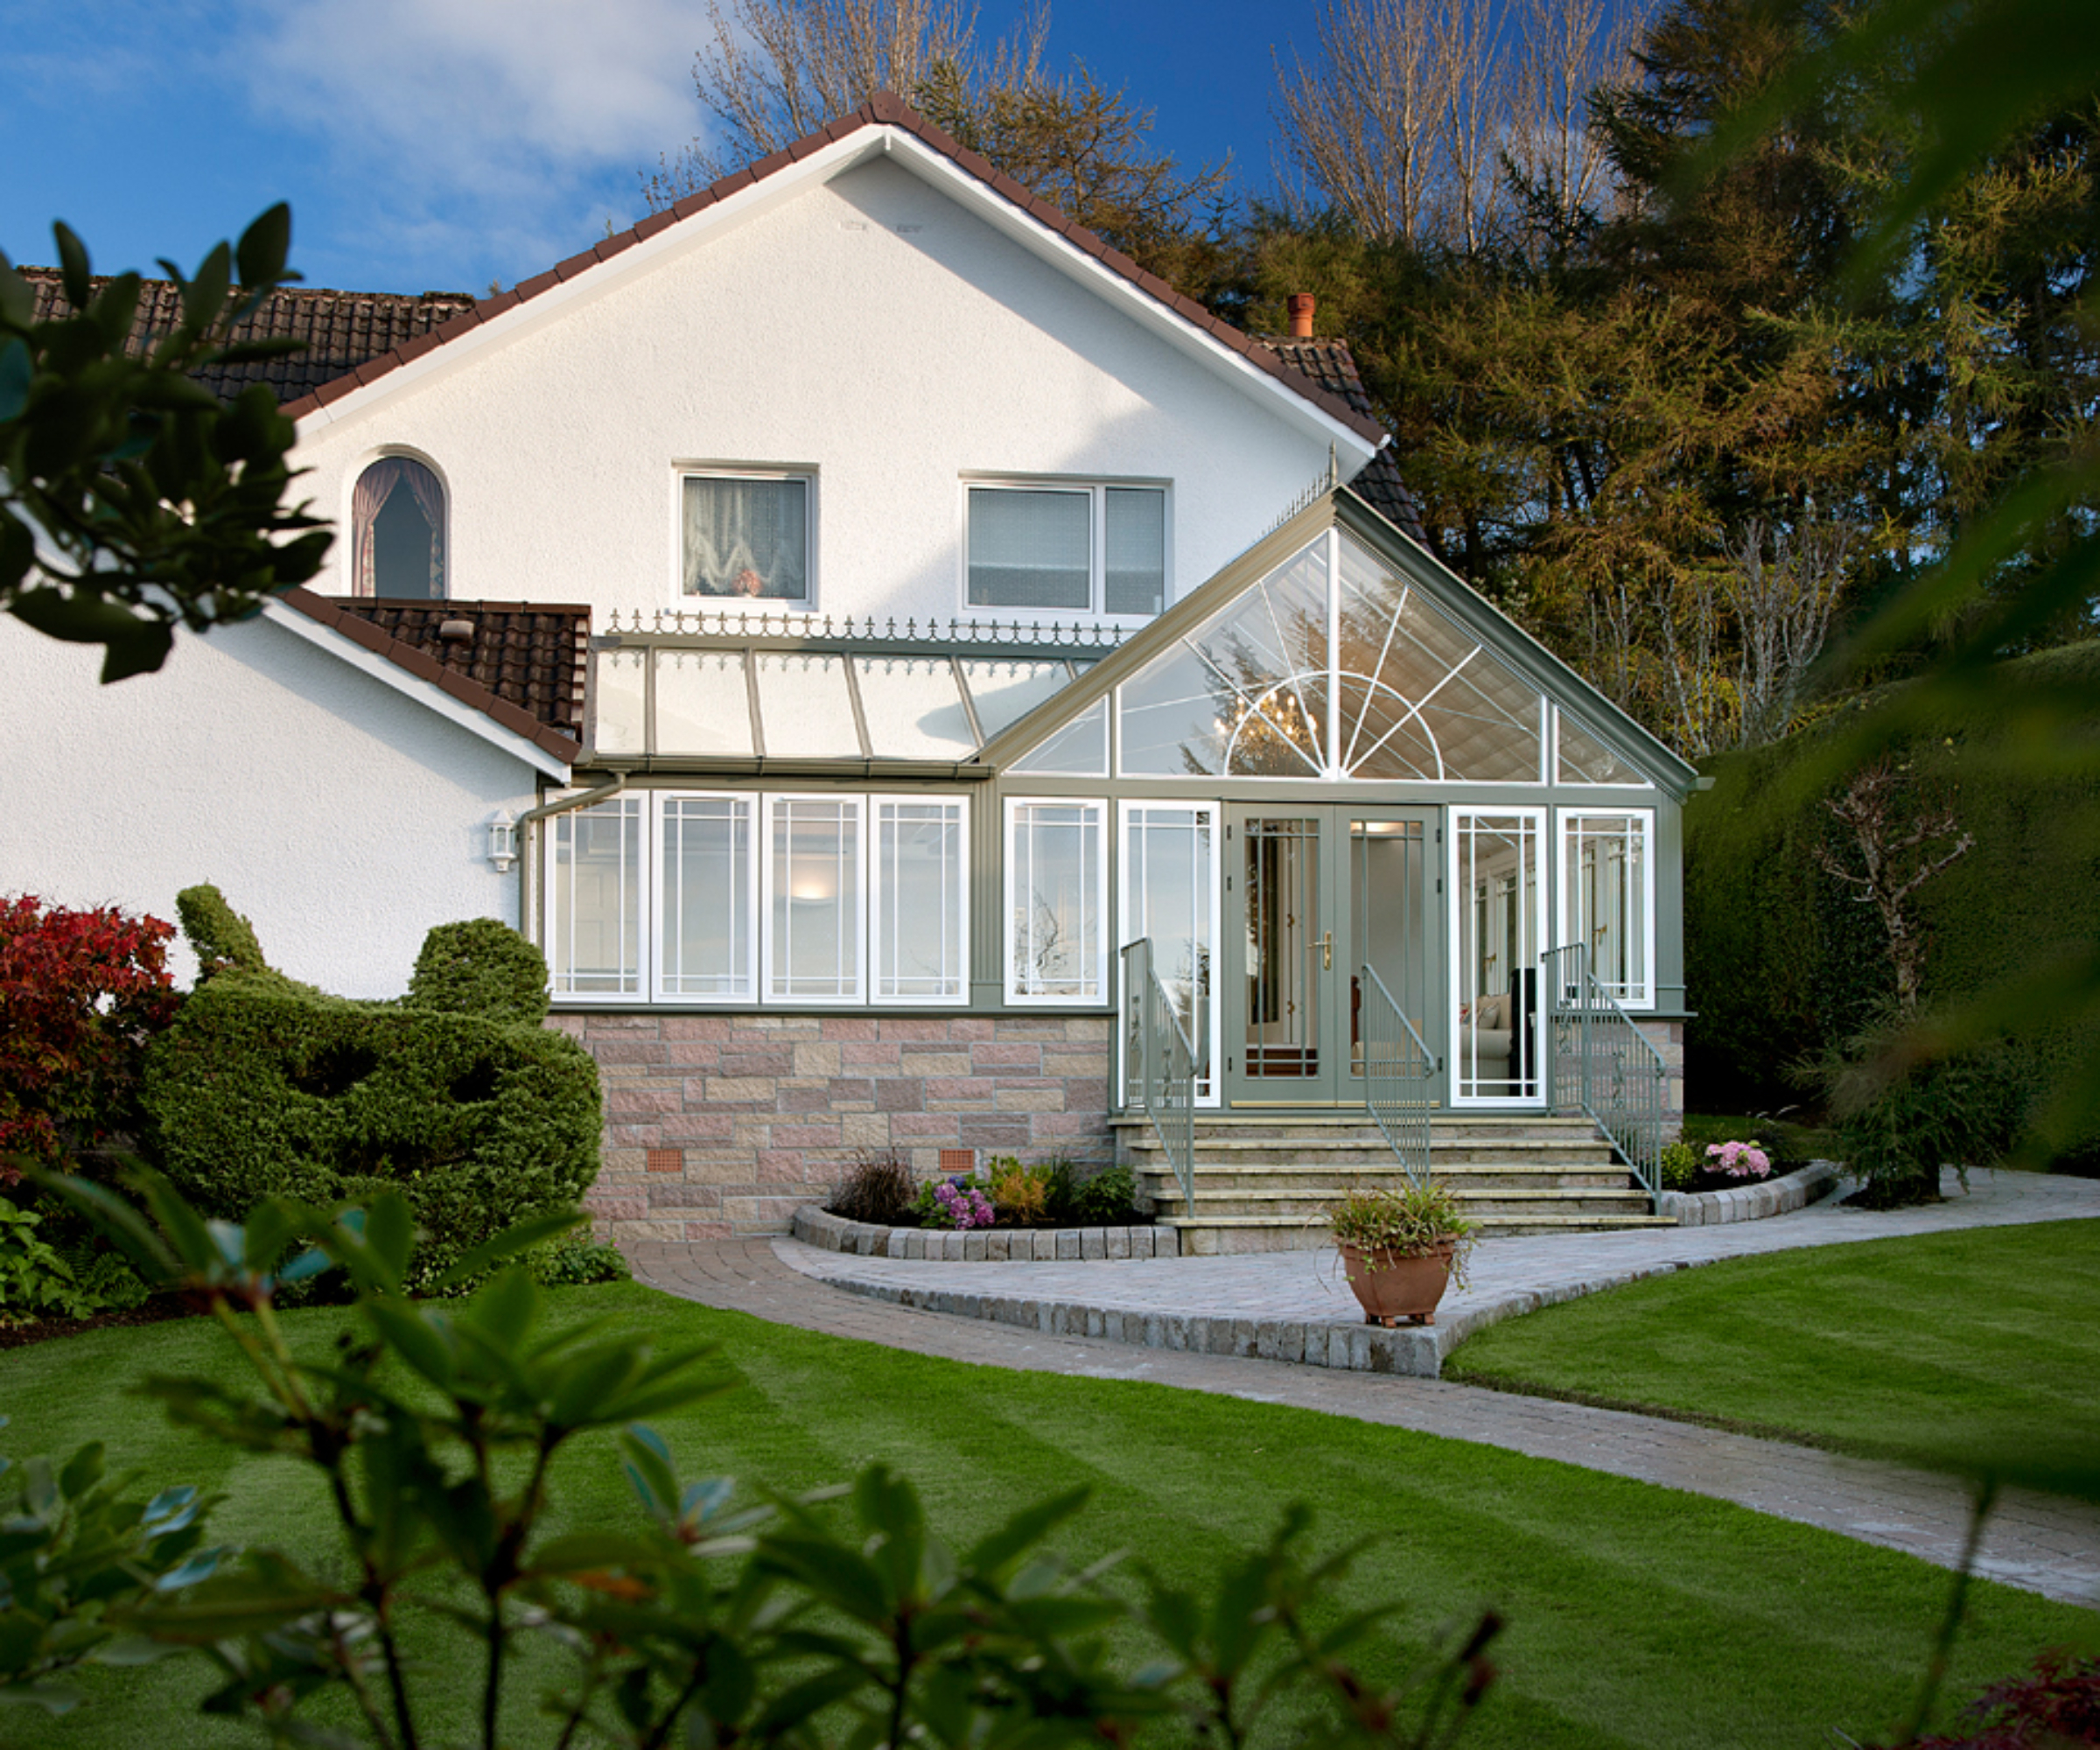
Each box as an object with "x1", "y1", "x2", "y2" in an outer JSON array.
[
  {"x1": 1114, "y1": 530, "x2": 1554, "y2": 782},
  {"x1": 587, "y1": 610, "x2": 1111, "y2": 763}
]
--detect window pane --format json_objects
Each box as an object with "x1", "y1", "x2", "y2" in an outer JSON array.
[
  {"x1": 770, "y1": 798, "x2": 861, "y2": 1000},
  {"x1": 1453, "y1": 810, "x2": 1543, "y2": 1101},
  {"x1": 550, "y1": 797, "x2": 642, "y2": 998},
  {"x1": 754, "y1": 653, "x2": 863, "y2": 757},
  {"x1": 1010, "y1": 697, "x2": 1108, "y2": 774},
  {"x1": 683, "y1": 477, "x2": 808, "y2": 601},
  {"x1": 353, "y1": 458, "x2": 445, "y2": 599},
  {"x1": 969, "y1": 489, "x2": 1090, "y2": 609},
  {"x1": 854, "y1": 656, "x2": 977, "y2": 760},
  {"x1": 655, "y1": 650, "x2": 752, "y2": 756},
  {"x1": 1009, "y1": 802, "x2": 1103, "y2": 1000},
  {"x1": 1558, "y1": 710, "x2": 1645, "y2": 784},
  {"x1": 1104, "y1": 487, "x2": 1165, "y2": 616},
  {"x1": 960, "y1": 659, "x2": 1073, "y2": 739},
  {"x1": 1116, "y1": 539, "x2": 1327, "y2": 776},
  {"x1": 876, "y1": 801, "x2": 966, "y2": 1000},
  {"x1": 661, "y1": 796, "x2": 753, "y2": 998},
  {"x1": 1564, "y1": 811, "x2": 1649, "y2": 1004},
  {"x1": 591, "y1": 649, "x2": 647, "y2": 756},
  {"x1": 1124, "y1": 805, "x2": 1214, "y2": 1094}
]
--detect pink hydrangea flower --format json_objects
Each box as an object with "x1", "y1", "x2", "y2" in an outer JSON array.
[
  {"x1": 1706, "y1": 1139, "x2": 1772, "y2": 1180},
  {"x1": 934, "y1": 1180, "x2": 996, "y2": 1229}
]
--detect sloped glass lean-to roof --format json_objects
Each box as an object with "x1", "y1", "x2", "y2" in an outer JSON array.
[
  {"x1": 1116, "y1": 530, "x2": 1547, "y2": 781},
  {"x1": 586, "y1": 612, "x2": 1111, "y2": 763}
]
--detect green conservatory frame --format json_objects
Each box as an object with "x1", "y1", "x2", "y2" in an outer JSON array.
[{"x1": 535, "y1": 488, "x2": 1698, "y2": 1118}]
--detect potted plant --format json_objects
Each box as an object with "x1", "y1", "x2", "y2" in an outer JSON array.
[{"x1": 1328, "y1": 1181, "x2": 1477, "y2": 1328}]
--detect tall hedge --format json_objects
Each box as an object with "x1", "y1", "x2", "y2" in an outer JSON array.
[
  {"x1": 144, "y1": 894, "x2": 598, "y2": 1285},
  {"x1": 1684, "y1": 642, "x2": 2100, "y2": 1165}
]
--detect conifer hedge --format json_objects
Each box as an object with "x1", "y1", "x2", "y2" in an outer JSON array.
[
  {"x1": 144, "y1": 892, "x2": 599, "y2": 1285},
  {"x1": 1684, "y1": 643, "x2": 2100, "y2": 1167}
]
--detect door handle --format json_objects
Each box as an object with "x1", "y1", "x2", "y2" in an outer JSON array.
[{"x1": 1321, "y1": 931, "x2": 1333, "y2": 971}]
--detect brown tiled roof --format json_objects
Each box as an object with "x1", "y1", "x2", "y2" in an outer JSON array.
[
  {"x1": 280, "y1": 590, "x2": 585, "y2": 762},
  {"x1": 260, "y1": 92, "x2": 1387, "y2": 447},
  {"x1": 19, "y1": 268, "x2": 476, "y2": 405},
  {"x1": 1258, "y1": 338, "x2": 1427, "y2": 545}
]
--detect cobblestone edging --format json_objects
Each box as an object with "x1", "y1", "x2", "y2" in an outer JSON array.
[
  {"x1": 1656, "y1": 1160, "x2": 1840, "y2": 1227},
  {"x1": 791, "y1": 1205, "x2": 1181, "y2": 1261}
]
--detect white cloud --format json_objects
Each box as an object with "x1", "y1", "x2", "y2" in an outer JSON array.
[{"x1": 244, "y1": 0, "x2": 702, "y2": 177}]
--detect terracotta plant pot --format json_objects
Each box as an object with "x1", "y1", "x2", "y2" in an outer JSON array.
[{"x1": 1338, "y1": 1240, "x2": 1456, "y2": 1327}]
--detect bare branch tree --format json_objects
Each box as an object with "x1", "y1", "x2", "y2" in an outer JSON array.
[
  {"x1": 645, "y1": 0, "x2": 1046, "y2": 206},
  {"x1": 1816, "y1": 759, "x2": 1974, "y2": 1014},
  {"x1": 1272, "y1": 0, "x2": 1635, "y2": 254},
  {"x1": 1721, "y1": 512, "x2": 1855, "y2": 746},
  {"x1": 1271, "y1": 0, "x2": 1453, "y2": 245}
]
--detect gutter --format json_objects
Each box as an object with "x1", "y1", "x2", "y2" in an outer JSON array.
[{"x1": 515, "y1": 774, "x2": 628, "y2": 956}]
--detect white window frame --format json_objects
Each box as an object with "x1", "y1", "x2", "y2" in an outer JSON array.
[
  {"x1": 1557, "y1": 808, "x2": 1656, "y2": 1011},
  {"x1": 652, "y1": 791, "x2": 760, "y2": 1004},
  {"x1": 870, "y1": 794, "x2": 971, "y2": 1005},
  {"x1": 545, "y1": 793, "x2": 648, "y2": 1003},
  {"x1": 676, "y1": 466, "x2": 818, "y2": 610},
  {"x1": 962, "y1": 479, "x2": 1170, "y2": 620},
  {"x1": 760, "y1": 793, "x2": 867, "y2": 1005},
  {"x1": 1447, "y1": 806, "x2": 1549, "y2": 1108},
  {"x1": 1004, "y1": 796, "x2": 1110, "y2": 1006},
  {"x1": 1117, "y1": 800, "x2": 1222, "y2": 1105}
]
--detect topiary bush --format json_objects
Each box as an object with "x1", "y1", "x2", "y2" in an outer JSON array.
[
  {"x1": 405, "y1": 917, "x2": 550, "y2": 1025},
  {"x1": 172, "y1": 884, "x2": 270, "y2": 978},
  {"x1": 144, "y1": 897, "x2": 599, "y2": 1292}
]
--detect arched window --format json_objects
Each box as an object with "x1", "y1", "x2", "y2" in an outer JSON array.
[{"x1": 351, "y1": 457, "x2": 446, "y2": 598}]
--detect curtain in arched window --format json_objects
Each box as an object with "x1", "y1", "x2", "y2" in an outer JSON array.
[{"x1": 351, "y1": 458, "x2": 447, "y2": 598}]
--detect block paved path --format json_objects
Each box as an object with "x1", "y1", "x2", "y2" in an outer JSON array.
[{"x1": 633, "y1": 1170, "x2": 2100, "y2": 1608}]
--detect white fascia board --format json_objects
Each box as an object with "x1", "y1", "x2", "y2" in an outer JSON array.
[
  {"x1": 292, "y1": 127, "x2": 1382, "y2": 469},
  {"x1": 260, "y1": 599, "x2": 574, "y2": 780}
]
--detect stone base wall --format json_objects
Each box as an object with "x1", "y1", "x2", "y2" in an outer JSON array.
[
  {"x1": 551, "y1": 1012, "x2": 1116, "y2": 1244},
  {"x1": 1639, "y1": 1018, "x2": 1688, "y2": 1139}
]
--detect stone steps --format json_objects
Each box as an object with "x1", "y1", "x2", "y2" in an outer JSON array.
[{"x1": 1114, "y1": 1110, "x2": 1662, "y2": 1254}]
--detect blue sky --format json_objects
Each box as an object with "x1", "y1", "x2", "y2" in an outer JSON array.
[{"x1": 4, "y1": 1, "x2": 1296, "y2": 298}]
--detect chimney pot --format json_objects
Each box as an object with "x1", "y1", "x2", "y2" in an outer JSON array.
[{"x1": 1287, "y1": 292, "x2": 1316, "y2": 339}]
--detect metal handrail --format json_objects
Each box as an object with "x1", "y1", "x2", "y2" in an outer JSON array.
[
  {"x1": 1357, "y1": 962, "x2": 1434, "y2": 1186},
  {"x1": 1540, "y1": 943, "x2": 1670, "y2": 1199},
  {"x1": 1120, "y1": 938, "x2": 1197, "y2": 1212}
]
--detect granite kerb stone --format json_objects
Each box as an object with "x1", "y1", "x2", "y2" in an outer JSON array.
[
  {"x1": 1656, "y1": 1160, "x2": 1839, "y2": 1228},
  {"x1": 790, "y1": 1204, "x2": 1181, "y2": 1260}
]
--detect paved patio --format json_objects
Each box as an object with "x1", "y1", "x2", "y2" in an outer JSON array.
[{"x1": 630, "y1": 1167, "x2": 2100, "y2": 1606}]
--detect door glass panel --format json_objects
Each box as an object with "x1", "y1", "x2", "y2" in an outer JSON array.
[
  {"x1": 1242, "y1": 817, "x2": 1322, "y2": 1078},
  {"x1": 1453, "y1": 810, "x2": 1543, "y2": 1100},
  {"x1": 1348, "y1": 820, "x2": 1427, "y2": 1078},
  {"x1": 1124, "y1": 805, "x2": 1216, "y2": 1099}
]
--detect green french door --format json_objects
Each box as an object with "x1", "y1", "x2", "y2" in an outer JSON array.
[{"x1": 1222, "y1": 805, "x2": 1441, "y2": 1107}]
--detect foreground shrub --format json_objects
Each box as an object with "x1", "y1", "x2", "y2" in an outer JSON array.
[
  {"x1": 144, "y1": 890, "x2": 598, "y2": 1289},
  {"x1": 1905, "y1": 1648, "x2": 2100, "y2": 1747},
  {"x1": 20, "y1": 1169, "x2": 1502, "y2": 1747},
  {"x1": 0, "y1": 896, "x2": 179, "y2": 1177}
]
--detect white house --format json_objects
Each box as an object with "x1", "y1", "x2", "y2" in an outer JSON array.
[{"x1": 2, "y1": 94, "x2": 1697, "y2": 1247}]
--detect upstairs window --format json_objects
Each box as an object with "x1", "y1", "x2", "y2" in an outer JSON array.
[
  {"x1": 683, "y1": 472, "x2": 811, "y2": 603},
  {"x1": 966, "y1": 483, "x2": 1166, "y2": 617},
  {"x1": 352, "y1": 457, "x2": 445, "y2": 598}
]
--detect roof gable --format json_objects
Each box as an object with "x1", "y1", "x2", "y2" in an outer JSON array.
[{"x1": 274, "y1": 94, "x2": 1385, "y2": 465}]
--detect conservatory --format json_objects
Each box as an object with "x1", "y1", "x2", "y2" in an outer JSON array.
[{"x1": 536, "y1": 490, "x2": 1696, "y2": 1128}]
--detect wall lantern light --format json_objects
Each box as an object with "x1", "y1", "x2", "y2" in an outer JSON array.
[{"x1": 487, "y1": 812, "x2": 518, "y2": 873}]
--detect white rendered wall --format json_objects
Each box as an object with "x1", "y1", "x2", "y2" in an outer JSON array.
[
  {"x1": 290, "y1": 156, "x2": 1344, "y2": 626},
  {"x1": 0, "y1": 614, "x2": 542, "y2": 998}
]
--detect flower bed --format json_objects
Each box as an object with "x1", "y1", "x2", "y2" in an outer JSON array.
[
  {"x1": 792, "y1": 1205, "x2": 1181, "y2": 1260},
  {"x1": 1656, "y1": 1161, "x2": 1840, "y2": 1226}
]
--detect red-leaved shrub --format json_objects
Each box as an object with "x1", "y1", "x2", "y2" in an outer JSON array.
[
  {"x1": 1908, "y1": 1648, "x2": 2100, "y2": 1747},
  {"x1": 0, "y1": 896, "x2": 180, "y2": 1180}
]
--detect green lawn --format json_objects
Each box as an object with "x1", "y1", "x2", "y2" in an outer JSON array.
[
  {"x1": 1446, "y1": 1222, "x2": 2100, "y2": 1477},
  {"x1": 0, "y1": 1279, "x2": 2093, "y2": 1748}
]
